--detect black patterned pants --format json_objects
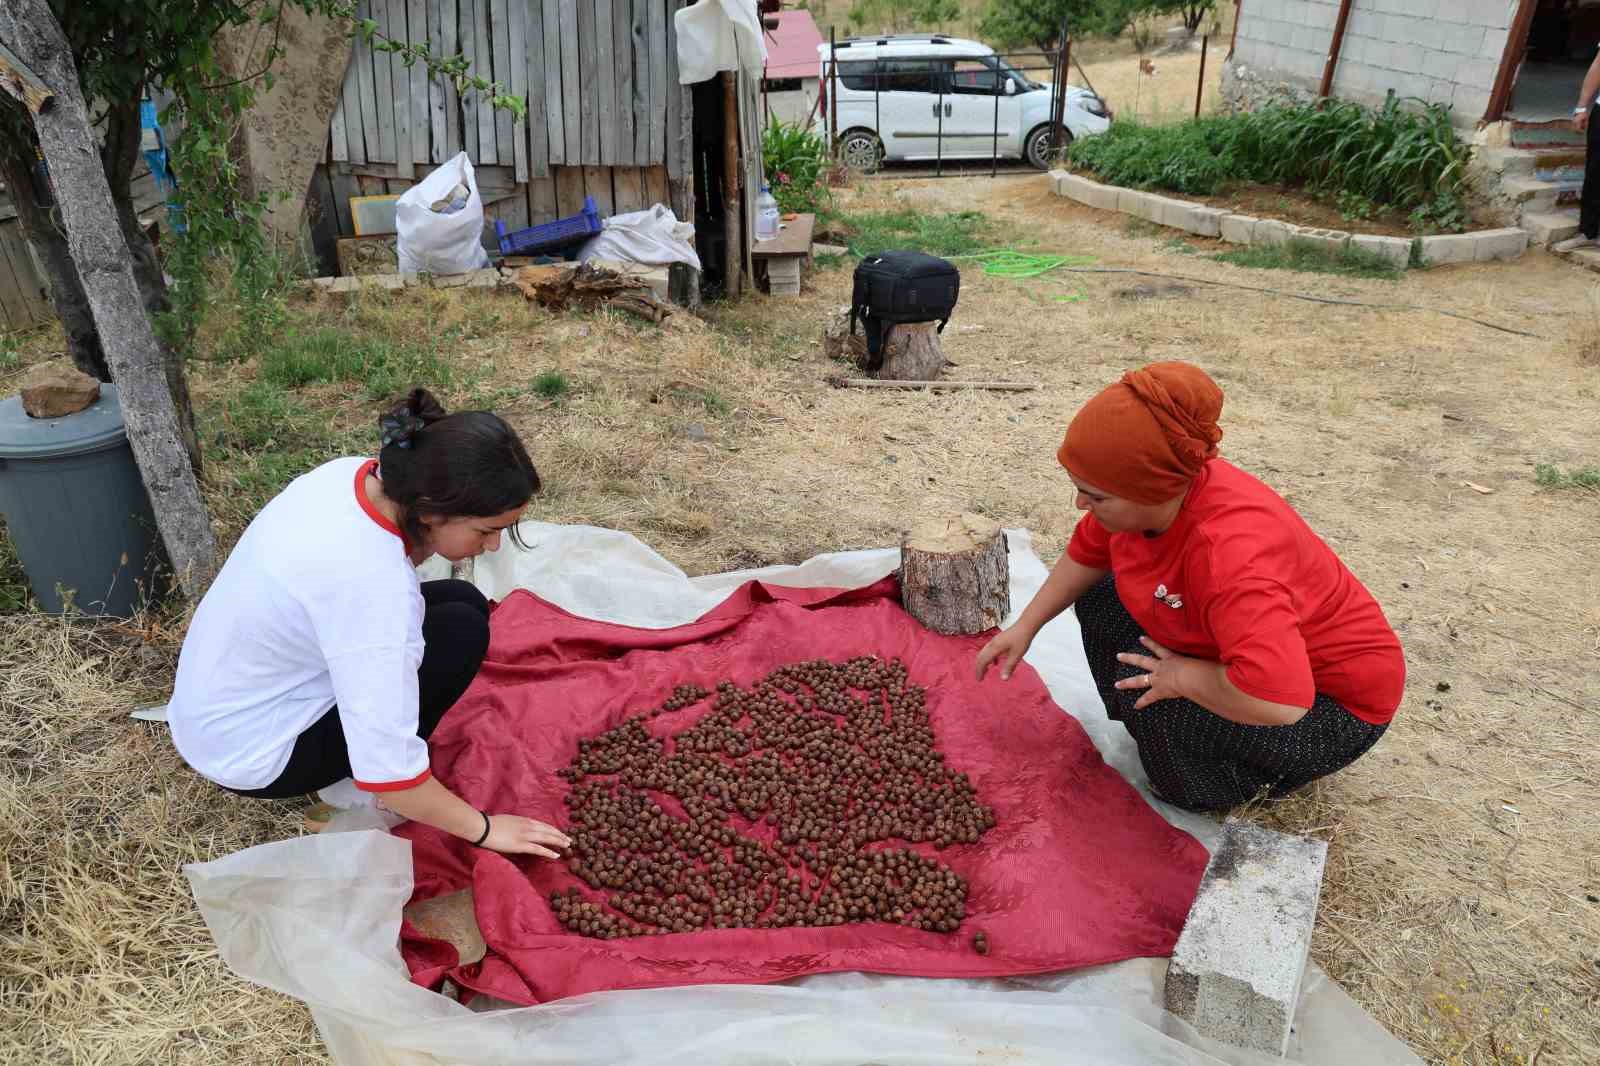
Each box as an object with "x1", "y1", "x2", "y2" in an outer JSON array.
[{"x1": 1075, "y1": 576, "x2": 1387, "y2": 812}]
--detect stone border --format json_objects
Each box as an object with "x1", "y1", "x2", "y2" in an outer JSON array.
[{"x1": 1049, "y1": 171, "x2": 1529, "y2": 268}]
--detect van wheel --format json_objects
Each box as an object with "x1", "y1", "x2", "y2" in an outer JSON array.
[
  {"x1": 1025, "y1": 124, "x2": 1072, "y2": 170},
  {"x1": 839, "y1": 130, "x2": 884, "y2": 173}
]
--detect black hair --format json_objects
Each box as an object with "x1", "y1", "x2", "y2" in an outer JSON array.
[{"x1": 377, "y1": 387, "x2": 540, "y2": 550}]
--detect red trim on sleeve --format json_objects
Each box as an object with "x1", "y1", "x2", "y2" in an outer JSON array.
[
  {"x1": 354, "y1": 458, "x2": 413, "y2": 553},
  {"x1": 355, "y1": 767, "x2": 432, "y2": 792}
]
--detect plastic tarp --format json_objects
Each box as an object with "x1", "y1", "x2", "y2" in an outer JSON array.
[
  {"x1": 186, "y1": 525, "x2": 1423, "y2": 1066},
  {"x1": 674, "y1": 0, "x2": 766, "y2": 84}
]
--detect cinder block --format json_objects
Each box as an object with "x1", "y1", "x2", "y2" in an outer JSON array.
[
  {"x1": 1117, "y1": 187, "x2": 1149, "y2": 218},
  {"x1": 1049, "y1": 169, "x2": 1071, "y2": 197},
  {"x1": 1254, "y1": 219, "x2": 1292, "y2": 247},
  {"x1": 1085, "y1": 178, "x2": 1122, "y2": 212},
  {"x1": 1164, "y1": 819, "x2": 1329, "y2": 1057},
  {"x1": 1178, "y1": 205, "x2": 1227, "y2": 238},
  {"x1": 355, "y1": 274, "x2": 403, "y2": 291},
  {"x1": 1289, "y1": 226, "x2": 1351, "y2": 253},
  {"x1": 1352, "y1": 233, "x2": 1413, "y2": 267},
  {"x1": 1220, "y1": 213, "x2": 1258, "y2": 244},
  {"x1": 1420, "y1": 233, "x2": 1478, "y2": 265},
  {"x1": 1139, "y1": 193, "x2": 1171, "y2": 226},
  {"x1": 1472, "y1": 226, "x2": 1529, "y2": 262}
]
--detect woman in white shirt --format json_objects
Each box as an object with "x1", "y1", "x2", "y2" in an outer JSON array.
[{"x1": 168, "y1": 388, "x2": 570, "y2": 858}]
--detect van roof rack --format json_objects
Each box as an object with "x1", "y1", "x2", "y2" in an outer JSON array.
[{"x1": 834, "y1": 34, "x2": 954, "y2": 48}]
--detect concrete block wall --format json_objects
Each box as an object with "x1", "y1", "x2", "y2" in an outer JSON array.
[
  {"x1": 1047, "y1": 170, "x2": 1530, "y2": 267},
  {"x1": 1226, "y1": 0, "x2": 1518, "y2": 127}
]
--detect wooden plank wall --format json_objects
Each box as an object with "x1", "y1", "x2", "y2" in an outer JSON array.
[{"x1": 314, "y1": 0, "x2": 699, "y2": 246}]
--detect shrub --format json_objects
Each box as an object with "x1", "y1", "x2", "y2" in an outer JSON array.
[
  {"x1": 761, "y1": 118, "x2": 831, "y2": 216},
  {"x1": 1067, "y1": 97, "x2": 1473, "y2": 230}
]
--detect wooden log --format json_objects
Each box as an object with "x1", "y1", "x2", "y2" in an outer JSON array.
[
  {"x1": 875, "y1": 320, "x2": 945, "y2": 380},
  {"x1": 899, "y1": 514, "x2": 1010, "y2": 636},
  {"x1": 827, "y1": 377, "x2": 1039, "y2": 392},
  {"x1": 0, "y1": 40, "x2": 53, "y2": 113}
]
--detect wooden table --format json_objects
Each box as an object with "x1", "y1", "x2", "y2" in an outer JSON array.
[{"x1": 751, "y1": 213, "x2": 815, "y2": 296}]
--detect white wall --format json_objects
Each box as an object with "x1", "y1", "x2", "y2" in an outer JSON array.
[
  {"x1": 1229, "y1": 0, "x2": 1519, "y2": 124},
  {"x1": 761, "y1": 78, "x2": 820, "y2": 125}
]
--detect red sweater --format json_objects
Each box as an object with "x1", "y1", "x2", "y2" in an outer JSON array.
[{"x1": 1067, "y1": 459, "x2": 1405, "y2": 725}]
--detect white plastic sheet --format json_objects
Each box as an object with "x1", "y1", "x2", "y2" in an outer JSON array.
[
  {"x1": 188, "y1": 525, "x2": 1421, "y2": 1066},
  {"x1": 674, "y1": 0, "x2": 766, "y2": 84},
  {"x1": 395, "y1": 152, "x2": 493, "y2": 275},
  {"x1": 578, "y1": 205, "x2": 702, "y2": 270}
]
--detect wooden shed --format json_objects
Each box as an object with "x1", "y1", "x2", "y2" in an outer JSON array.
[{"x1": 307, "y1": 0, "x2": 766, "y2": 297}]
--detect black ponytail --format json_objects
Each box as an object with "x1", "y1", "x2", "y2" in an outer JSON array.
[{"x1": 377, "y1": 387, "x2": 540, "y2": 549}]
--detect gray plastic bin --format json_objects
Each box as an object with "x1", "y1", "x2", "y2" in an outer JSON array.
[{"x1": 0, "y1": 384, "x2": 169, "y2": 615}]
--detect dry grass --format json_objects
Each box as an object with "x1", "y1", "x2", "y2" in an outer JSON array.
[{"x1": 4, "y1": 170, "x2": 1600, "y2": 1064}]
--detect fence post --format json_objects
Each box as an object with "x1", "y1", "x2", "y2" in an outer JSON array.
[
  {"x1": 1052, "y1": 30, "x2": 1071, "y2": 156},
  {"x1": 829, "y1": 27, "x2": 838, "y2": 151},
  {"x1": 991, "y1": 64, "x2": 1000, "y2": 178},
  {"x1": 1195, "y1": 34, "x2": 1208, "y2": 118}
]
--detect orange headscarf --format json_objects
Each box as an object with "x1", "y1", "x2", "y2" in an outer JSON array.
[{"x1": 1057, "y1": 361, "x2": 1224, "y2": 504}]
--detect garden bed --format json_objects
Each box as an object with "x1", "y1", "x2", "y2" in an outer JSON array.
[{"x1": 1156, "y1": 181, "x2": 1496, "y2": 239}]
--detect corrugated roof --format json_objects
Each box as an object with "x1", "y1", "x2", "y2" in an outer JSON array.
[{"x1": 763, "y1": 10, "x2": 825, "y2": 80}]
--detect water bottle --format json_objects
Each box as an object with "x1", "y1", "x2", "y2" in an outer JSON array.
[{"x1": 755, "y1": 184, "x2": 780, "y2": 241}]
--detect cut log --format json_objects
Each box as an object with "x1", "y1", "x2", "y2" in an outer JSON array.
[
  {"x1": 821, "y1": 308, "x2": 946, "y2": 381},
  {"x1": 899, "y1": 514, "x2": 1010, "y2": 635},
  {"x1": 828, "y1": 377, "x2": 1038, "y2": 392},
  {"x1": 876, "y1": 320, "x2": 945, "y2": 381}
]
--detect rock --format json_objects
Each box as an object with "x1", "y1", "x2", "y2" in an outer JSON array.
[
  {"x1": 811, "y1": 242, "x2": 850, "y2": 257},
  {"x1": 678, "y1": 422, "x2": 709, "y2": 442},
  {"x1": 20, "y1": 361, "x2": 101, "y2": 419},
  {"x1": 1164, "y1": 818, "x2": 1328, "y2": 1057}
]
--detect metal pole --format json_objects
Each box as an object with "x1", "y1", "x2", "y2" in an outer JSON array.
[
  {"x1": 1195, "y1": 34, "x2": 1208, "y2": 118},
  {"x1": 991, "y1": 63, "x2": 1000, "y2": 178},
  {"x1": 936, "y1": 65, "x2": 944, "y2": 177},
  {"x1": 1052, "y1": 32, "x2": 1071, "y2": 155},
  {"x1": 829, "y1": 27, "x2": 838, "y2": 151},
  {"x1": 874, "y1": 60, "x2": 880, "y2": 171}
]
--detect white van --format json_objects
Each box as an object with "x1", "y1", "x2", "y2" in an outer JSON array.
[{"x1": 816, "y1": 35, "x2": 1111, "y2": 171}]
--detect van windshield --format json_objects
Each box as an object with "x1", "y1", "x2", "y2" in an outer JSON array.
[{"x1": 993, "y1": 56, "x2": 1045, "y2": 90}]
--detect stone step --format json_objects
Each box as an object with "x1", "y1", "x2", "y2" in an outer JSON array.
[
  {"x1": 1521, "y1": 208, "x2": 1582, "y2": 246},
  {"x1": 1565, "y1": 246, "x2": 1600, "y2": 273},
  {"x1": 1482, "y1": 146, "x2": 1585, "y2": 182},
  {"x1": 1502, "y1": 175, "x2": 1584, "y2": 211},
  {"x1": 1510, "y1": 122, "x2": 1586, "y2": 151}
]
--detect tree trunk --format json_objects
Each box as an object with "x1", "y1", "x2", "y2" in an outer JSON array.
[
  {"x1": 1, "y1": 0, "x2": 217, "y2": 599},
  {"x1": 899, "y1": 514, "x2": 1011, "y2": 635},
  {"x1": 874, "y1": 321, "x2": 945, "y2": 381},
  {"x1": 0, "y1": 109, "x2": 109, "y2": 379},
  {"x1": 103, "y1": 95, "x2": 202, "y2": 478}
]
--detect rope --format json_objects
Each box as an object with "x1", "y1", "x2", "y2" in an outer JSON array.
[{"x1": 1049, "y1": 267, "x2": 1545, "y2": 339}]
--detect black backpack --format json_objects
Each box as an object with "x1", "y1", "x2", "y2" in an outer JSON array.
[{"x1": 849, "y1": 251, "x2": 960, "y2": 365}]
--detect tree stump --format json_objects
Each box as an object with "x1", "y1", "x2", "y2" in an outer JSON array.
[
  {"x1": 899, "y1": 514, "x2": 1010, "y2": 635},
  {"x1": 822, "y1": 307, "x2": 947, "y2": 380}
]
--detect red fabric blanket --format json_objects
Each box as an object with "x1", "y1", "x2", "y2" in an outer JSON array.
[{"x1": 398, "y1": 578, "x2": 1207, "y2": 1005}]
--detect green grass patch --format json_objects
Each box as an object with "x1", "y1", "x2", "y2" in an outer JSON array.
[
  {"x1": 832, "y1": 209, "x2": 1000, "y2": 258},
  {"x1": 0, "y1": 344, "x2": 19, "y2": 374},
  {"x1": 1534, "y1": 463, "x2": 1600, "y2": 491},
  {"x1": 257, "y1": 326, "x2": 453, "y2": 400},
  {"x1": 1067, "y1": 96, "x2": 1473, "y2": 233},
  {"x1": 532, "y1": 370, "x2": 570, "y2": 400},
  {"x1": 1212, "y1": 238, "x2": 1402, "y2": 280}
]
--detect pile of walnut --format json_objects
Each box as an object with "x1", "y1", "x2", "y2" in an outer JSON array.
[{"x1": 551, "y1": 657, "x2": 996, "y2": 943}]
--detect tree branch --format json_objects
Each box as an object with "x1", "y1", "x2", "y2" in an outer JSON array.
[{"x1": 0, "y1": 39, "x2": 53, "y2": 113}]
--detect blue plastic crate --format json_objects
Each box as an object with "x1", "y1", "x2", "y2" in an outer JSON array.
[{"x1": 494, "y1": 196, "x2": 603, "y2": 256}]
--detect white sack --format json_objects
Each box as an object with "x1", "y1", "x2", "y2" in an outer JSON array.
[
  {"x1": 578, "y1": 205, "x2": 701, "y2": 270},
  {"x1": 675, "y1": 0, "x2": 766, "y2": 84},
  {"x1": 191, "y1": 526, "x2": 1422, "y2": 1066},
  {"x1": 396, "y1": 152, "x2": 493, "y2": 275}
]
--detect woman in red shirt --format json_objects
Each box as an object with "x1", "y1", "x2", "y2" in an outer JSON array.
[{"x1": 976, "y1": 361, "x2": 1405, "y2": 811}]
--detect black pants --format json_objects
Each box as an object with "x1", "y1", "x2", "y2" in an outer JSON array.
[
  {"x1": 1075, "y1": 576, "x2": 1386, "y2": 812},
  {"x1": 1583, "y1": 102, "x2": 1600, "y2": 240},
  {"x1": 230, "y1": 579, "x2": 491, "y2": 799}
]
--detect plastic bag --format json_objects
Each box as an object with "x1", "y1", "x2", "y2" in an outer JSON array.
[
  {"x1": 396, "y1": 152, "x2": 492, "y2": 275},
  {"x1": 578, "y1": 205, "x2": 701, "y2": 270},
  {"x1": 189, "y1": 526, "x2": 1423, "y2": 1066}
]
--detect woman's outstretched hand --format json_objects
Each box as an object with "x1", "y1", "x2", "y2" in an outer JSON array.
[
  {"x1": 482, "y1": 814, "x2": 572, "y2": 859},
  {"x1": 975, "y1": 624, "x2": 1035, "y2": 681}
]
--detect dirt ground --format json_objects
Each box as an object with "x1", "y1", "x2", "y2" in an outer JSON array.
[{"x1": 3, "y1": 169, "x2": 1600, "y2": 1065}]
